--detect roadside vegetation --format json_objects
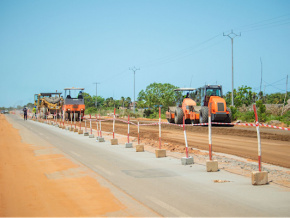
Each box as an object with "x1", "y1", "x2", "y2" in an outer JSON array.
[{"x1": 8, "y1": 83, "x2": 289, "y2": 126}]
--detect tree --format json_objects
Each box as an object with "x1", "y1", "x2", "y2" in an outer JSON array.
[
  {"x1": 137, "y1": 82, "x2": 178, "y2": 110},
  {"x1": 225, "y1": 85, "x2": 256, "y2": 107},
  {"x1": 82, "y1": 92, "x2": 95, "y2": 108}
]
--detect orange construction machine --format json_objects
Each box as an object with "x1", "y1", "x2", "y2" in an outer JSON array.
[
  {"x1": 166, "y1": 85, "x2": 231, "y2": 124},
  {"x1": 63, "y1": 87, "x2": 85, "y2": 121}
]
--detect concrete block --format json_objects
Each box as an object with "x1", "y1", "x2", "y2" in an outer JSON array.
[
  {"x1": 62, "y1": 126, "x2": 65, "y2": 129},
  {"x1": 136, "y1": 144, "x2": 144, "y2": 152},
  {"x1": 181, "y1": 156, "x2": 194, "y2": 165},
  {"x1": 69, "y1": 127, "x2": 74, "y2": 132},
  {"x1": 125, "y1": 143, "x2": 133, "y2": 148},
  {"x1": 206, "y1": 160, "x2": 219, "y2": 172},
  {"x1": 74, "y1": 128, "x2": 78, "y2": 132},
  {"x1": 89, "y1": 134, "x2": 94, "y2": 138},
  {"x1": 111, "y1": 139, "x2": 118, "y2": 145},
  {"x1": 251, "y1": 171, "x2": 268, "y2": 185},
  {"x1": 84, "y1": 132, "x2": 89, "y2": 136},
  {"x1": 98, "y1": 137, "x2": 105, "y2": 142},
  {"x1": 78, "y1": 130, "x2": 83, "y2": 134},
  {"x1": 155, "y1": 149, "x2": 166, "y2": 158},
  {"x1": 58, "y1": 125, "x2": 62, "y2": 128}
]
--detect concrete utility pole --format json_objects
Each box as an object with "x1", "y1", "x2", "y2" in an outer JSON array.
[
  {"x1": 282, "y1": 75, "x2": 288, "y2": 115},
  {"x1": 260, "y1": 57, "x2": 263, "y2": 98},
  {"x1": 129, "y1": 67, "x2": 140, "y2": 113},
  {"x1": 93, "y1": 82, "x2": 100, "y2": 108},
  {"x1": 223, "y1": 30, "x2": 241, "y2": 107}
]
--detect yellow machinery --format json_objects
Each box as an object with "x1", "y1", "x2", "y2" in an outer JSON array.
[{"x1": 34, "y1": 92, "x2": 63, "y2": 118}]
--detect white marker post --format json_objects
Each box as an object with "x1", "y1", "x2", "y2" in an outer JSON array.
[
  {"x1": 251, "y1": 104, "x2": 268, "y2": 185},
  {"x1": 205, "y1": 103, "x2": 218, "y2": 171},
  {"x1": 113, "y1": 108, "x2": 116, "y2": 139},
  {"x1": 159, "y1": 107, "x2": 161, "y2": 149},
  {"x1": 125, "y1": 114, "x2": 132, "y2": 148},
  {"x1": 127, "y1": 115, "x2": 130, "y2": 143},
  {"x1": 180, "y1": 116, "x2": 194, "y2": 165},
  {"x1": 138, "y1": 121, "x2": 140, "y2": 144},
  {"x1": 90, "y1": 114, "x2": 92, "y2": 135},
  {"x1": 253, "y1": 104, "x2": 261, "y2": 171},
  {"x1": 208, "y1": 103, "x2": 212, "y2": 160},
  {"x1": 183, "y1": 116, "x2": 189, "y2": 158}
]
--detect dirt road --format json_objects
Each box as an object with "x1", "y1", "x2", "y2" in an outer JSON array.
[
  {"x1": 0, "y1": 114, "x2": 158, "y2": 217},
  {"x1": 85, "y1": 119, "x2": 290, "y2": 168},
  {"x1": 3, "y1": 114, "x2": 290, "y2": 217}
]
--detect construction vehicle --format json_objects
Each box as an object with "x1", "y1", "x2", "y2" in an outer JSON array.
[
  {"x1": 166, "y1": 85, "x2": 231, "y2": 124},
  {"x1": 34, "y1": 92, "x2": 63, "y2": 118},
  {"x1": 63, "y1": 87, "x2": 85, "y2": 121}
]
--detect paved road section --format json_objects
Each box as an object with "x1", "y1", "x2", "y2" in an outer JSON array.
[{"x1": 6, "y1": 115, "x2": 290, "y2": 217}]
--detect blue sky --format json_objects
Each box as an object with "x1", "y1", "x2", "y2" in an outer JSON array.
[{"x1": 0, "y1": 0, "x2": 289, "y2": 107}]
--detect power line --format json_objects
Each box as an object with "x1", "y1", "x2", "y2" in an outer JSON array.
[{"x1": 138, "y1": 33, "x2": 223, "y2": 68}]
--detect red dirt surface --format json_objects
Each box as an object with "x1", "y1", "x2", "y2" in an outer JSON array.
[{"x1": 0, "y1": 115, "x2": 132, "y2": 217}]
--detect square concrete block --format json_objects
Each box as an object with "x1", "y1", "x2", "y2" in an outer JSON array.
[
  {"x1": 74, "y1": 129, "x2": 78, "y2": 132},
  {"x1": 78, "y1": 130, "x2": 83, "y2": 134},
  {"x1": 98, "y1": 137, "x2": 105, "y2": 142},
  {"x1": 206, "y1": 160, "x2": 219, "y2": 172},
  {"x1": 111, "y1": 139, "x2": 118, "y2": 145},
  {"x1": 251, "y1": 171, "x2": 268, "y2": 185},
  {"x1": 89, "y1": 134, "x2": 94, "y2": 138},
  {"x1": 136, "y1": 144, "x2": 144, "y2": 152},
  {"x1": 155, "y1": 149, "x2": 166, "y2": 158},
  {"x1": 125, "y1": 143, "x2": 133, "y2": 148},
  {"x1": 69, "y1": 127, "x2": 74, "y2": 131},
  {"x1": 181, "y1": 156, "x2": 194, "y2": 165},
  {"x1": 84, "y1": 132, "x2": 89, "y2": 136},
  {"x1": 59, "y1": 125, "x2": 62, "y2": 128}
]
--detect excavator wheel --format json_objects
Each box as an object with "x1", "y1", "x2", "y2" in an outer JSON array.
[
  {"x1": 224, "y1": 107, "x2": 232, "y2": 123},
  {"x1": 199, "y1": 106, "x2": 208, "y2": 124},
  {"x1": 174, "y1": 107, "x2": 183, "y2": 124}
]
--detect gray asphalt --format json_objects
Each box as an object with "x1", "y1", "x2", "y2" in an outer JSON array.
[{"x1": 6, "y1": 115, "x2": 290, "y2": 217}]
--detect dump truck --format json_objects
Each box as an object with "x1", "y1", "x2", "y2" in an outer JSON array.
[
  {"x1": 63, "y1": 87, "x2": 85, "y2": 121},
  {"x1": 34, "y1": 92, "x2": 63, "y2": 118},
  {"x1": 166, "y1": 85, "x2": 231, "y2": 124}
]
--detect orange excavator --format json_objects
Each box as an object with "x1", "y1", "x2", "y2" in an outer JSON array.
[
  {"x1": 166, "y1": 85, "x2": 231, "y2": 124},
  {"x1": 63, "y1": 87, "x2": 85, "y2": 121}
]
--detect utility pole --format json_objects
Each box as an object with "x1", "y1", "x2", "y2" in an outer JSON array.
[
  {"x1": 282, "y1": 75, "x2": 288, "y2": 115},
  {"x1": 223, "y1": 30, "x2": 241, "y2": 106},
  {"x1": 260, "y1": 57, "x2": 263, "y2": 99},
  {"x1": 129, "y1": 66, "x2": 140, "y2": 113},
  {"x1": 93, "y1": 82, "x2": 100, "y2": 108}
]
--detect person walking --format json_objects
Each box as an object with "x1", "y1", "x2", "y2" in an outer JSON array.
[
  {"x1": 32, "y1": 106, "x2": 37, "y2": 119},
  {"x1": 23, "y1": 106, "x2": 28, "y2": 120}
]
